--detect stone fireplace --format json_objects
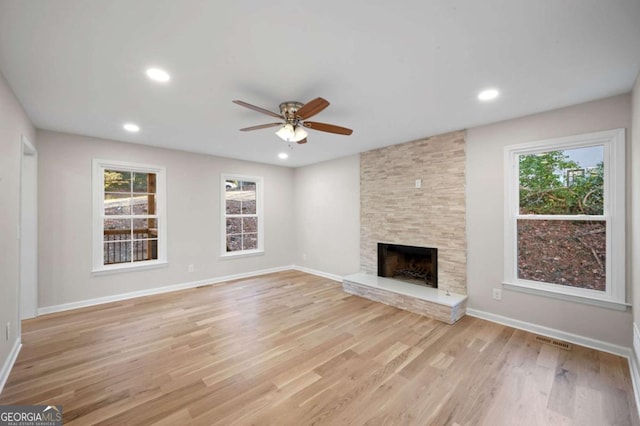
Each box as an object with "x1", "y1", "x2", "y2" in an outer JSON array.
[
  {"x1": 359, "y1": 129, "x2": 467, "y2": 296},
  {"x1": 378, "y1": 243, "x2": 437, "y2": 288},
  {"x1": 343, "y1": 129, "x2": 467, "y2": 324}
]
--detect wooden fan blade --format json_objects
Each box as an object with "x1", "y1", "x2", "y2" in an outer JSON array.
[
  {"x1": 303, "y1": 121, "x2": 353, "y2": 135},
  {"x1": 295, "y1": 97, "x2": 330, "y2": 120},
  {"x1": 296, "y1": 138, "x2": 308, "y2": 144},
  {"x1": 239, "y1": 123, "x2": 282, "y2": 131},
  {"x1": 233, "y1": 100, "x2": 283, "y2": 119}
]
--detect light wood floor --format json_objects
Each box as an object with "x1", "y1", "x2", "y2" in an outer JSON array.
[{"x1": 1, "y1": 270, "x2": 638, "y2": 425}]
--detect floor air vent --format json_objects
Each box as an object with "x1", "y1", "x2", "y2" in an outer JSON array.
[{"x1": 535, "y1": 335, "x2": 572, "y2": 350}]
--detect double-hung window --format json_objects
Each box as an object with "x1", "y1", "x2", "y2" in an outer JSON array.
[
  {"x1": 221, "y1": 174, "x2": 264, "y2": 256},
  {"x1": 504, "y1": 129, "x2": 625, "y2": 308},
  {"x1": 93, "y1": 160, "x2": 167, "y2": 272}
]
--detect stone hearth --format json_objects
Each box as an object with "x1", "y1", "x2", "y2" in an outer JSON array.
[{"x1": 342, "y1": 272, "x2": 467, "y2": 324}]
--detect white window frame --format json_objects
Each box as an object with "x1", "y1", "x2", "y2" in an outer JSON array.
[
  {"x1": 503, "y1": 128, "x2": 626, "y2": 310},
  {"x1": 92, "y1": 159, "x2": 167, "y2": 273},
  {"x1": 220, "y1": 174, "x2": 264, "y2": 258}
]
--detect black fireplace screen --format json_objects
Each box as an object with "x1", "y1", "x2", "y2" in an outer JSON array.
[{"x1": 378, "y1": 243, "x2": 437, "y2": 288}]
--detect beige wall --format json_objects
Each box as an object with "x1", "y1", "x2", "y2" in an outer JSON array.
[
  {"x1": 632, "y1": 73, "x2": 640, "y2": 338},
  {"x1": 360, "y1": 131, "x2": 467, "y2": 295},
  {"x1": 292, "y1": 155, "x2": 360, "y2": 276},
  {"x1": 466, "y1": 94, "x2": 632, "y2": 347},
  {"x1": 37, "y1": 130, "x2": 295, "y2": 308},
  {"x1": 0, "y1": 73, "x2": 36, "y2": 372}
]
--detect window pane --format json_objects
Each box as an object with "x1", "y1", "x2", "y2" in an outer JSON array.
[
  {"x1": 240, "y1": 181, "x2": 257, "y2": 214},
  {"x1": 243, "y1": 233, "x2": 258, "y2": 250},
  {"x1": 227, "y1": 235, "x2": 242, "y2": 252},
  {"x1": 226, "y1": 218, "x2": 242, "y2": 234},
  {"x1": 241, "y1": 181, "x2": 256, "y2": 191},
  {"x1": 104, "y1": 194, "x2": 131, "y2": 215},
  {"x1": 243, "y1": 217, "x2": 257, "y2": 233},
  {"x1": 104, "y1": 170, "x2": 131, "y2": 192},
  {"x1": 225, "y1": 179, "x2": 238, "y2": 191},
  {"x1": 133, "y1": 172, "x2": 156, "y2": 193},
  {"x1": 225, "y1": 187, "x2": 242, "y2": 215},
  {"x1": 131, "y1": 219, "x2": 155, "y2": 239},
  {"x1": 132, "y1": 194, "x2": 155, "y2": 215},
  {"x1": 104, "y1": 241, "x2": 131, "y2": 264},
  {"x1": 519, "y1": 146, "x2": 604, "y2": 215},
  {"x1": 132, "y1": 239, "x2": 158, "y2": 262},
  {"x1": 517, "y1": 219, "x2": 606, "y2": 291},
  {"x1": 104, "y1": 218, "x2": 131, "y2": 237}
]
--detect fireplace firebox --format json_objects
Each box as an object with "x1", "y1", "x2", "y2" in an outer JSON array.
[{"x1": 378, "y1": 243, "x2": 437, "y2": 288}]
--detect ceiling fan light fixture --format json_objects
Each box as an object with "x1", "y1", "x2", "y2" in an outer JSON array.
[
  {"x1": 293, "y1": 126, "x2": 308, "y2": 142},
  {"x1": 275, "y1": 124, "x2": 295, "y2": 141},
  {"x1": 235, "y1": 98, "x2": 353, "y2": 144}
]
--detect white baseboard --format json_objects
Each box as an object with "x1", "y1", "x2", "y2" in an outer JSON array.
[
  {"x1": 466, "y1": 308, "x2": 631, "y2": 358},
  {"x1": 631, "y1": 322, "x2": 640, "y2": 418},
  {"x1": 38, "y1": 265, "x2": 344, "y2": 316},
  {"x1": 292, "y1": 265, "x2": 343, "y2": 282},
  {"x1": 0, "y1": 338, "x2": 22, "y2": 395},
  {"x1": 38, "y1": 265, "x2": 294, "y2": 316}
]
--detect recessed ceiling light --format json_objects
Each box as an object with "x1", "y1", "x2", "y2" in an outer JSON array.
[
  {"x1": 123, "y1": 123, "x2": 140, "y2": 132},
  {"x1": 146, "y1": 68, "x2": 170, "y2": 83},
  {"x1": 478, "y1": 88, "x2": 499, "y2": 101},
  {"x1": 278, "y1": 152, "x2": 289, "y2": 160}
]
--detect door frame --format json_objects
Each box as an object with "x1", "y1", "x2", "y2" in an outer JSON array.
[{"x1": 19, "y1": 135, "x2": 38, "y2": 323}]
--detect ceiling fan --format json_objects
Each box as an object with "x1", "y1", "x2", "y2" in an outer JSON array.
[{"x1": 232, "y1": 97, "x2": 353, "y2": 144}]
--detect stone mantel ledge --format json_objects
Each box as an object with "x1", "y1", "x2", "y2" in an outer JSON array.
[{"x1": 342, "y1": 272, "x2": 467, "y2": 324}]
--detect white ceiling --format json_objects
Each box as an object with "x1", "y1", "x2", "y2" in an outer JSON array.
[{"x1": 1, "y1": 1, "x2": 639, "y2": 167}]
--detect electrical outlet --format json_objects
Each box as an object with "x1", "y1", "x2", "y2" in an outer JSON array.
[
  {"x1": 492, "y1": 288, "x2": 502, "y2": 301},
  {"x1": 188, "y1": 264, "x2": 195, "y2": 273}
]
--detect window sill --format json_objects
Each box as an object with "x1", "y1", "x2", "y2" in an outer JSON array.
[
  {"x1": 92, "y1": 260, "x2": 168, "y2": 276},
  {"x1": 220, "y1": 249, "x2": 264, "y2": 260},
  {"x1": 502, "y1": 281, "x2": 630, "y2": 311}
]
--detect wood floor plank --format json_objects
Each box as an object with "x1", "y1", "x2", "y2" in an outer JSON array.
[{"x1": 0, "y1": 271, "x2": 637, "y2": 425}]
